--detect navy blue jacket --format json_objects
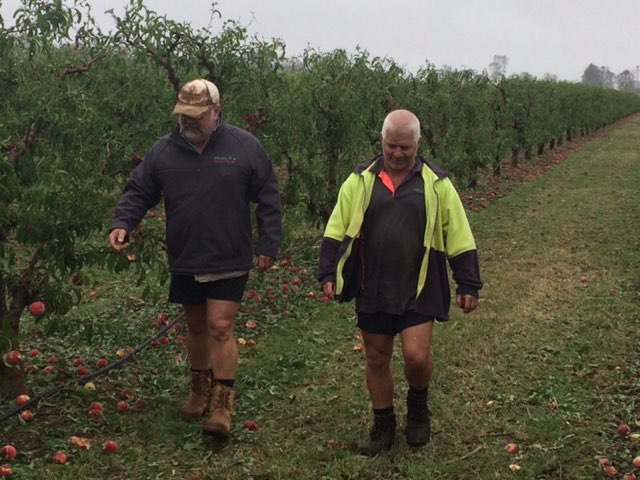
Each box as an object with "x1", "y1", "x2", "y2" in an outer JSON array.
[{"x1": 111, "y1": 120, "x2": 282, "y2": 274}]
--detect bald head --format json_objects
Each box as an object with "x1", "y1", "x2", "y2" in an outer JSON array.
[{"x1": 381, "y1": 109, "x2": 421, "y2": 142}]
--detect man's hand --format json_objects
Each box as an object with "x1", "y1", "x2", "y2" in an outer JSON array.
[
  {"x1": 456, "y1": 294, "x2": 478, "y2": 314},
  {"x1": 322, "y1": 281, "x2": 335, "y2": 300},
  {"x1": 254, "y1": 255, "x2": 274, "y2": 272},
  {"x1": 108, "y1": 228, "x2": 129, "y2": 251}
]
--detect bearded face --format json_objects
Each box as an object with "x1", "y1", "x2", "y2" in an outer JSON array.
[{"x1": 179, "y1": 108, "x2": 219, "y2": 146}]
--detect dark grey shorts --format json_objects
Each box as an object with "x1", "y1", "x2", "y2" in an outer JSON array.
[
  {"x1": 357, "y1": 310, "x2": 435, "y2": 336},
  {"x1": 168, "y1": 274, "x2": 249, "y2": 305}
]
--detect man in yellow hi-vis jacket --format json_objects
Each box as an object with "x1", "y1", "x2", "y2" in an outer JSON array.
[{"x1": 318, "y1": 109, "x2": 482, "y2": 456}]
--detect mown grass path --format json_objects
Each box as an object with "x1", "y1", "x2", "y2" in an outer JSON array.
[{"x1": 244, "y1": 114, "x2": 640, "y2": 480}]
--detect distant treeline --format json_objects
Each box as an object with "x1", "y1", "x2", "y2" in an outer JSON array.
[{"x1": 581, "y1": 63, "x2": 639, "y2": 92}]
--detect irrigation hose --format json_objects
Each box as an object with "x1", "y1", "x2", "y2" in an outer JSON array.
[{"x1": 0, "y1": 312, "x2": 184, "y2": 424}]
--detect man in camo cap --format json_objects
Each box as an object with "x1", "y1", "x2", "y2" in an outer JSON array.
[{"x1": 109, "y1": 78, "x2": 282, "y2": 441}]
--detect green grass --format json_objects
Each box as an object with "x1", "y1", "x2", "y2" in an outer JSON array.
[{"x1": 2, "y1": 117, "x2": 640, "y2": 479}]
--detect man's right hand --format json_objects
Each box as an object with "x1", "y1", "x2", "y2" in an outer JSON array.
[
  {"x1": 322, "y1": 281, "x2": 335, "y2": 300},
  {"x1": 108, "y1": 228, "x2": 129, "y2": 251},
  {"x1": 456, "y1": 294, "x2": 479, "y2": 314}
]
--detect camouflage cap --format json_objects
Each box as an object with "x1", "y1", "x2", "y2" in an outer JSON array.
[{"x1": 172, "y1": 79, "x2": 220, "y2": 118}]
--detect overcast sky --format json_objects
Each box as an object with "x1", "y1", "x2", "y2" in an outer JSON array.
[{"x1": 1, "y1": 0, "x2": 639, "y2": 82}]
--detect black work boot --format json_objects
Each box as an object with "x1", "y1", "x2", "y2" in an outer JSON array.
[
  {"x1": 357, "y1": 412, "x2": 396, "y2": 457},
  {"x1": 406, "y1": 387, "x2": 431, "y2": 447}
]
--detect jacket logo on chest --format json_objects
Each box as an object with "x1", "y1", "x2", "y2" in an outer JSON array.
[{"x1": 212, "y1": 155, "x2": 237, "y2": 164}]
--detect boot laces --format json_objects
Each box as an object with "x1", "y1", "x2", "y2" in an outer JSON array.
[
  {"x1": 212, "y1": 384, "x2": 233, "y2": 410},
  {"x1": 191, "y1": 370, "x2": 211, "y2": 395},
  {"x1": 371, "y1": 415, "x2": 395, "y2": 440}
]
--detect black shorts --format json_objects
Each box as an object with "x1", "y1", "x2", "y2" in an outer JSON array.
[
  {"x1": 357, "y1": 310, "x2": 435, "y2": 336},
  {"x1": 168, "y1": 274, "x2": 249, "y2": 305}
]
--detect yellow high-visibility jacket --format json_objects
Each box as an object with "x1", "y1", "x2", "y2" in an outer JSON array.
[{"x1": 318, "y1": 155, "x2": 482, "y2": 320}]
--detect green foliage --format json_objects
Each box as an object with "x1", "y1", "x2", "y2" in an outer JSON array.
[
  {"x1": 264, "y1": 48, "x2": 404, "y2": 222},
  {"x1": 409, "y1": 67, "x2": 495, "y2": 187}
]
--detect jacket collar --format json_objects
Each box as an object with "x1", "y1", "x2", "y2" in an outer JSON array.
[{"x1": 355, "y1": 154, "x2": 449, "y2": 179}]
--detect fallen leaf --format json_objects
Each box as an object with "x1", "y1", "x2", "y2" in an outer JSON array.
[{"x1": 69, "y1": 436, "x2": 91, "y2": 449}]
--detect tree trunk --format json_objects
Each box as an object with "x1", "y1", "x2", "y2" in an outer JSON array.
[
  {"x1": 549, "y1": 138, "x2": 556, "y2": 150},
  {"x1": 493, "y1": 156, "x2": 502, "y2": 176},
  {"x1": 0, "y1": 363, "x2": 28, "y2": 399},
  {"x1": 566, "y1": 129, "x2": 572, "y2": 142},
  {"x1": 0, "y1": 269, "x2": 30, "y2": 399},
  {"x1": 537, "y1": 143, "x2": 545, "y2": 156},
  {"x1": 511, "y1": 147, "x2": 519, "y2": 167}
]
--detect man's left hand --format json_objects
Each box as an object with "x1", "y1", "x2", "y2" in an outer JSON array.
[
  {"x1": 254, "y1": 255, "x2": 274, "y2": 272},
  {"x1": 456, "y1": 294, "x2": 478, "y2": 314}
]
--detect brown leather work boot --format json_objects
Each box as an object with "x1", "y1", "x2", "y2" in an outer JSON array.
[
  {"x1": 202, "y1": 382, "x2": 235, "y2": 439},
  {"x1": 178, "y1": 368, "x2": 212, "y2": 421}
]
